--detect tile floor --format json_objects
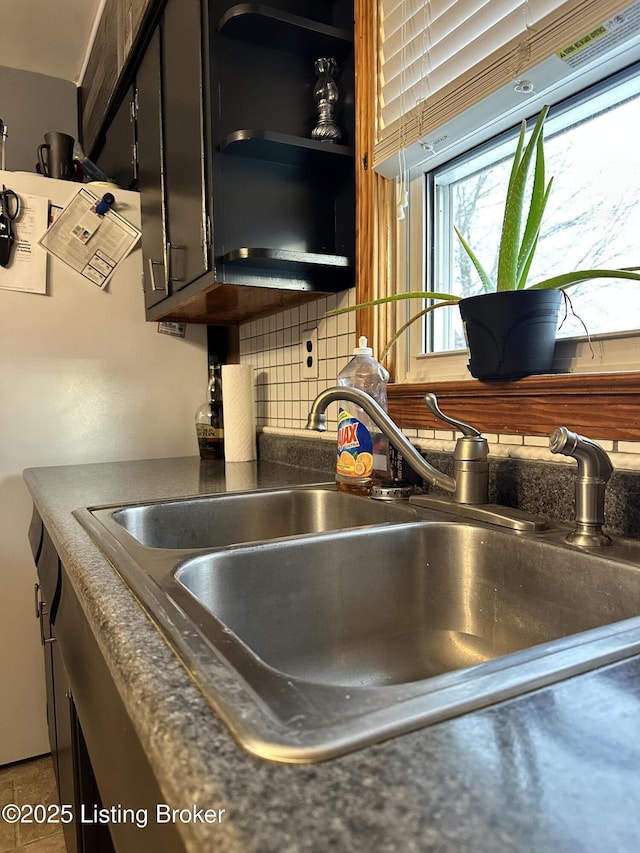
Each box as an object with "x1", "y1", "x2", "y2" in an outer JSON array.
[{"x1": 0, "y1": 755, "x2": 66, "y2": 852}]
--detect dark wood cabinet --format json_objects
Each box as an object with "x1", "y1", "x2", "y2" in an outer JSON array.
[
  {"x1": 30, "y1": 509, "x2": 183, "y2": 852},
  {"x1": 135, "y1": 26, "x2": 168, "y2": 309},
  {"x1": 83, "y1": 0, "x2": 355, "y2": 325},
  {"x1": 134, "y1": 0, "x2": 212, "y2": 308},
  {"x1": 208, "y1": 0, "x2": 355, "y2": 297},
  {"x1": 94, "y1": 86, "x2": 137, "y2": 191},
  {"x1": 80, "y1": 0, "x2": 155, "y2": 155},
  {"x1": 161, "y1": 0, "x2": 211, "y2": 292},
  {"x1": 32, "y1": 513, "x2": 114, "y2": 853}
]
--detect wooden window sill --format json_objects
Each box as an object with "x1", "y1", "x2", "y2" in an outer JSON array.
[{"x1": 388, "y1": 372, "x2": 640, "y2": 440}]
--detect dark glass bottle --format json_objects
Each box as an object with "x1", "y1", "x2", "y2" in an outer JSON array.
[{"x1": 195, "y1": 363, "x2": 224, "y2": 459}]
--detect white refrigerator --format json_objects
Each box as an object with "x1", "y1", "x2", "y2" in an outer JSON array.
[{"x1": 0, "y1": 171, "x2": 208, "y2": 765}]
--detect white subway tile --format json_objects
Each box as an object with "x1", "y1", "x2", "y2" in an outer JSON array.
[
  {"x1": 498, "y1": 434, "x2": 524, "y2": 446},
  {"x1": 318, "y1": 336, "x2": 327, "y2": 360},
  {"x1": 611, "y1": 452, "x2": 640, "y2": 472},
  {"x1": 590, "y1": 439, "x2": 615, "y2": 451},
  {"x1": 617, "y1": 441, "x2": 640, "y2": 455},
  {"x1": 338, "y1": 335, "x2": 351, "y2": 358},
  {"x1": 482, "y1": 433, "x2": 499, "y2": 444},
  {"x1": 338, "y1": 310, "x2": 351, "y2": 336},
  {"x1": 523, "y1": 435, "x2": 549, "y2": 447},
  {"x1": 337, "y1": 290, "x2": 351, "y2": 310},
  {"x1": 326, "y1": 293, "x2": 338, "y2": 313}
]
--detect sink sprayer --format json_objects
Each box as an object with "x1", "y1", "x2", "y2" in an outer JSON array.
[{"x1": 549, "y1": 427, "x2": 613, "y2": 547}]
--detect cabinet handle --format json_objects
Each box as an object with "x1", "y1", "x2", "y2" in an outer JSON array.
[
  {"x1": 168, "y1": 243, "x2": 186, "y2": 283},
  {"x1": 148, "y1": 258, "x2": 167, "y2": 293},
  {"x1": 202, "y1": 216, "x2": 212, "y2": 253},
  {"x1": 35, "y1": 581, "x2": 56, "y2": 644},
  {"x1": 131, "y1": 141, "x2": 138, "y2": 182}
]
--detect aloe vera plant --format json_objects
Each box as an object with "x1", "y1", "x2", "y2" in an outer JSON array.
[{"x1": 331, "y1": 105, "x2": 640, "y2": 360}]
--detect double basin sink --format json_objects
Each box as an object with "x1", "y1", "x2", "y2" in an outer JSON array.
[{"x1": 74, "y1": 485, "x2": 640, "y2": 763}]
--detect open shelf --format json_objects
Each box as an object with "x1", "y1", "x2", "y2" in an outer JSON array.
[
  {"x1": 220, "y1": 129, "x2": 353, "y2": 166},
  {"x1": 218, "y1": 247, "x2": 354, "y2": 289},
  {"x1": 218, "y1": 4, "x2": 353, "y2": 59}
]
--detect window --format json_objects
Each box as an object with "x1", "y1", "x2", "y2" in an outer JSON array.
[
  {"x1": 354, "y1": 3, "x2": 640, "y2": 441},
  {"x1": 373, "y1": 0, "x2": 640, "y2": 383},
  {"x1": 427, "y1": 67, "x2": 640, "y2": 357}
]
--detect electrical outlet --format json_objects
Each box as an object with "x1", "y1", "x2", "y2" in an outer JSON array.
[{"x1": 302, "y1": 327, "x2": 318, "y2": 379}]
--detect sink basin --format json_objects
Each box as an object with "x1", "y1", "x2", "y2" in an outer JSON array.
[
  {"x1": 98, "y1": 486, "x2": 419, "y2": 550},
  {"x1": 174, "y1": 522, "x2": 640, "y2": 688},
  {"x1": 167, "y1": 520, "x2": 640, "y2": 761},
  {"x1": 75, "y1": 486, "x2": 640, "y2": 764}
]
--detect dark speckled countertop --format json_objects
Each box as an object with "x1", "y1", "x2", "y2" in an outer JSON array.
[{"x1": 24, "y1": 456, "x2": 640, "y2": 853}]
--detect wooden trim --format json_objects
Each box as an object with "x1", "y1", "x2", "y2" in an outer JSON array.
[
  {"x1": 388, "y1": 373, "x2": 640, "y2": 440},
  {"x1": 378, "y1": 176, "x2": 397, "y2": 378},
  {"x1": 354, "y1": 0, "x2": 375, "y2": 349},
  {"x1": 355, "y1": 0, "x2": 397, "y2": 370}
]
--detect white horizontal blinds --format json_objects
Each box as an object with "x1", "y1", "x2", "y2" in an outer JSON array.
[
  {"x1": 380, "y1": 0, "x2": 520, "y2": 129},
  {"x1": 376, "y1": 0, "x2": 634, "y2": 164}
]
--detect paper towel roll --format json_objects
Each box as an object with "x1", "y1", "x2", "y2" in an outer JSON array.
[{"x1": 222, "y1": 364, "x2": 257, "y2": 462}]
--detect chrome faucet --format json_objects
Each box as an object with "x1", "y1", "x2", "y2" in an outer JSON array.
[
  {"x1": 306, "y1": 387, "x2": 489, "y2": 505},
  {"x1": 549, "y1": 427, "x2": 614, "y2": 547}
]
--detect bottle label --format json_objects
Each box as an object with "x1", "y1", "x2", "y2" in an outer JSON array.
[
  {"x1": 196, "y1": 423, "x2": 224, "y2": 460},
  {"x1": 196, "y1": 424, "x2": 224, "y2": 441},
  {"x1": 336, "y1": 408, "x2": 374, "y2": 478}
]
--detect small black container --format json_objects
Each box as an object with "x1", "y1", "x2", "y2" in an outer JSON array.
[{"x1": 458, "y1": 289, "x2": 562, "y2": 381}]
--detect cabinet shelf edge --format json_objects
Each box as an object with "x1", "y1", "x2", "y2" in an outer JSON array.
[
  {"x1": 220, "y1": 129, "x2": 354, "y2": 165},
  {"x1": 218, "y1": 3, "x2": 353, "y2": 58}
]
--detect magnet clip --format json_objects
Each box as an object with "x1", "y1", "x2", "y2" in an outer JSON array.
[{"x1": 95, "y1": 193, "x2": 115, "y2": 216}]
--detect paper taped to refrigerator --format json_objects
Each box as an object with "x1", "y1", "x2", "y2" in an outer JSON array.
[
  {"x1": 39, "y1": 187, "x2": 141, "y2": 288},
  {"x1": 0, "y1": 192, "x2": 48, "y2": 294}
]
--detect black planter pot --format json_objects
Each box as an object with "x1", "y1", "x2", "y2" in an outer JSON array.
[{"x1": 458, "y1": 289, "x2": 562, "y2": 381}]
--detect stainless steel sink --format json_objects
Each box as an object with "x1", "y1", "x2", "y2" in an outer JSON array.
[
  {"x1": 173, "y1": 523, "x2": 640, "y2": 687},
  {"x1": 75, "y1": 486, "x2": 640, "y2": 764},
  {"x1": 99, "y1": 486, "x2": 419, "y2": 550}
]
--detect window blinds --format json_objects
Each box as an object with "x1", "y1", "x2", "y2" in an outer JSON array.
[{"x1": 376, "y1": 0, "x2": 636, "y2": 166}]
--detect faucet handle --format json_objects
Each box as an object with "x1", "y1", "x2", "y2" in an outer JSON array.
[{"x1": 423, "y1": 393, "x2": 482, "y2": 438}]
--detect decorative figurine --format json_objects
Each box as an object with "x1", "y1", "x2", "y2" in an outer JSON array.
[{"x1": 311, "y1": 58, "x2": 342, "y2": 142}]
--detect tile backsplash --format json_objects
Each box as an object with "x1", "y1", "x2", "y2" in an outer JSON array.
[
  {"x1": 239, "y1": 289, "x2": 357, "y2": 431},
  {"x1": 238, "y1": 292, "x2": 640, "y2": 473}
]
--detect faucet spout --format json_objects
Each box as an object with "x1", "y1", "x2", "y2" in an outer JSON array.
[
  {"x1": 549, "y1": 427, "x2": 613, "y2": 546},
  {"x1": 307, "y1": 386, "x2": 489, "y2": 504}
]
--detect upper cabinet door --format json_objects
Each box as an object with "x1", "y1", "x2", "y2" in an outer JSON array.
[
  {"x1": 136, "y1": 26, "x2": 168, "y2": 309},
  {"x1": 94, "y1": 86, "x2": 137, "y2": 191},
  {"x1": 161, "y1": 0, "x2": 210, "y2": 291}
]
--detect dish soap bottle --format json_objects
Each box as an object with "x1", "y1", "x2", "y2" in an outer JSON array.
[
  {"x1": 336, "y1": 336, "x2": 390, "y2": 494},
  {"x1": 195, "y1": 363, "x2": 224, "y2": 459}
]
